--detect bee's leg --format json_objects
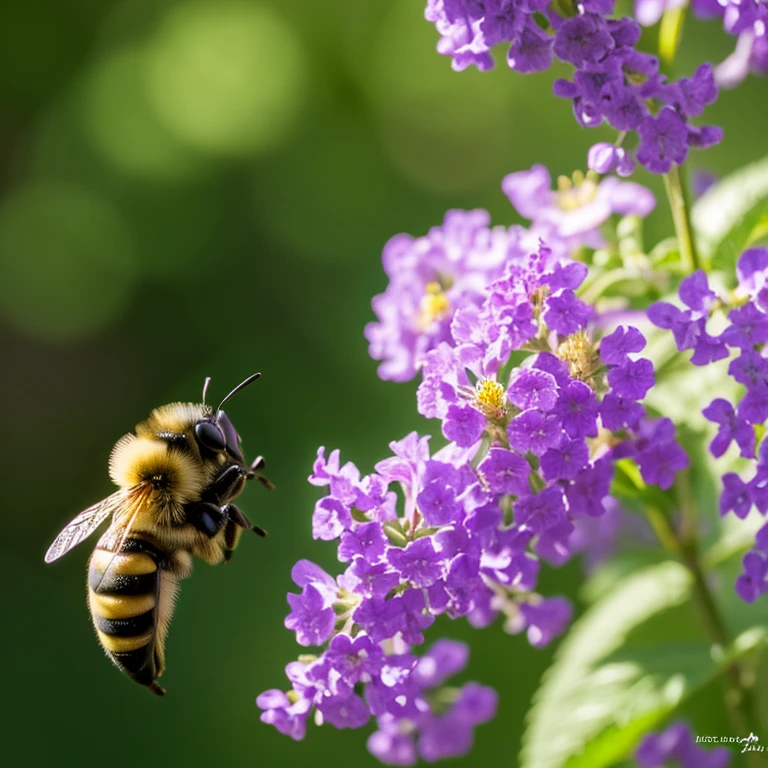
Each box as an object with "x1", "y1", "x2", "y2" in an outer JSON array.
[
  {"x1": 224, "y1": 503, "x2": 267, "y2": 553},
  {"x1": 222, "y1": 516, "x2": 242, "y2": 564},
  {"x1": 187, "y1": 501, "x2": 227, "y2": 538},
  {"x1": 246, "y1": 456, "x2": 275, "y2": 490},
  {"x1": 204, "y1": 464, "x2": 247, "y2": 504}
]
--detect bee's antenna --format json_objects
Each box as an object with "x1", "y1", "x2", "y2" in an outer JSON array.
[
  {"x1": 201, "y1": 376, "x2": 212, "y2": 406},
  {"x1": 216, "y1": 373, "x2": 261, "y2": 416}
]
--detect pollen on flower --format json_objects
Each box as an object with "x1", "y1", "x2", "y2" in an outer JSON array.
[
  {"x1": 474, "y1": 378, "x2": 507, "y2": 420},
  {"x1": 556, "y1": 171, "x2": 598, "y2": 212},
  {"x1": 558, "y1": 331, "x2": 600, "y2": 382},
  {"x1": 418, "y1": 281, "x2": 451, "y2": 330}
]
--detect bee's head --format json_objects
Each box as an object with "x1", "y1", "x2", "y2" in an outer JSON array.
[
  {"x1": 194, "y1": 410, "x2": 243, "y2": 463},
  {"x1": 192, "y1": 373, "x2": 261, "y2": 464}
]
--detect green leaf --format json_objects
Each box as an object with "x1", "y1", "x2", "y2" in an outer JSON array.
[
  {"x1": 521, "y1": 562, "x2": 703, "y2": 768},
  {"x1": 522, "y1": 559, "x2": 768, "y2": 768},
  {"x1": 692, "y1": 154, "x2": 768, "y2": 273}
]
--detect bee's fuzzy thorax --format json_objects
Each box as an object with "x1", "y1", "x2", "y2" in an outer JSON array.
[
  {"x1": 136, "y1": 402, "x2": 212, "y2": 439},
  {"x1": 109, "y1": 436, "x2": 210, "y2": 505}
]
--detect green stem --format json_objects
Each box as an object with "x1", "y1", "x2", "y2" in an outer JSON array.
[
  {"x1": 645, "y1": 488, "x2": 764, "y2": 762},
  {"x1": 663, "y1": 164, "x2": 700, "y2": 273}
]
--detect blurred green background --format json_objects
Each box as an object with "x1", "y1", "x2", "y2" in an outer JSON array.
[{"x1": 2, "y1": 1, "x2": 766, "y2": 766}]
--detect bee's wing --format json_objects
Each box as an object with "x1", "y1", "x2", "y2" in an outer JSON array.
[{"x1": 44, "y1": 491, "x2": 125, "y2": 563}]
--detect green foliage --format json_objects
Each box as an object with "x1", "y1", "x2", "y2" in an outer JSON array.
[
  {"x1": 521, "y1": 561, "x2": 767, "y2": 768},
  {"x1": 692, "y1": 154, "x2": 768, "y2": 274}
]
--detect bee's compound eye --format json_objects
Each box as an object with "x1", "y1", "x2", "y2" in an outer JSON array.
[
  {"x1": 217, "y1": 410, "x2": 244, "y2": 462},
  {"x1": 195, "y1": 421, "x2": 226, "y2": 452}
]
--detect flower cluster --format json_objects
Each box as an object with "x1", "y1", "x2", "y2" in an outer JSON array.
[
  {"x1": 259, "y1": 170, "x2": 694, "y2": 761},
  {"x1": 367, "y1": 165, "x2": 655, "y2": 381},
  {"x1": 689, "y1": 0, "x2": 768, "y2": 88},
  {"x1": 258, "y1": 626, "x2": 497, "y2": 764},
  {"x1": 418, "y1": 238, "x2": 686, "y2": 495},
  {"x1": 649, "y1": 248, "x2": 768, "y2": 601},
  {"x1": 424, "y1": 1, "x2": 722, "y2": 174},
  {"x1": 635, "y1": 721, "x2": 731, "y2": 767}
]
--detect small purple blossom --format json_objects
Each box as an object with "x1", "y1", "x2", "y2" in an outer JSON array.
[
  {"x1": 508, "y1": 368, "x2": 559, "y2": 412},
  {"x1": 637, "y1": 107, "x2": 690, "y2": 173},
  {"x1": 600, "y1": 325, "x2": 646, "y2": 365},
  {"x1": 519, "y1": 597, "x2": 573, "y2": 647},
  {"x1": 636, "y1": 721, "x2": 731, "y2": 768},
  {"x1": 607, "y1": 358, "x2": 655, "y2": 401},
  {"x1": 478, "y1": 448, "x2": 531, "y2": 496}
]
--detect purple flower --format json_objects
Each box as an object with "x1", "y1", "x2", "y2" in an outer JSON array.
[
  {"x1": 636, "y1": 439, "x2": 690, "y2": 490},
  {"x1": 508, "y1": 368, "x2": 559, "y2": 412},
  {"x1": 600, "y1": 392, "x2": 644, "y2": 431},
  {"x1": 257, "y1": 689, "x2": 312, "y2": 740},
  {"x1": 735, "y1": 551, "x2": 768, "y2": 603},
  {"x1": 702, "y1": 398, "x2": 755, "y2": 459},
  {"x1": 322, "y1": 633, "x2": 385, "y2": 686},
  {"x1": 388, "y1": 538, "x2": 444, "y2": 588},
  {"x1": 507, "y1": 22, "x2": 553, "y2": 73},
  {"x1": 515, "y1": 486, "x2": 567, "y2": 533},
  {"x1": 478, "y1": 448, "x2": 531, "y2": 496},
  {"x1": 344, "y1": 559, "x2": 400, "y2": 601},
  {"x1": 728, "y1": 350, "x2": 768, "y2": 388},
  {"x1": 607, "y1": 358, "x2": 655, "y2": 401},
  {"x1": 600, "y1": 325, "x2": 646, "y2": 365},
  {"x1": 501, "y1": 165, "x2": 654, "y2": 248},
  {"x1": 636, "y1": 721, "x2": 731, "y2": 768},
  {"x1": 540, "y1": 438, "x2": 590, "y2": 481},
  {"x1": 365, "y1": 210, "x2": 508, "y2": 381},
  {"x1": 519, "y1": 597, "x2": 573, "y2": 647},
  {"x1": 313, "y1": 497, "x2": 352, "y2": 541},
  {"x1": 338, "y1": 521, "x2": 388, "y2": 562},
  {"x1": 637, "y1": 107, "x2": 689, "y2": 173},
  {"x1": 507, "y1": 409, "x2": 563, "y2": 455},
  {"x1": 443, "y1": 402, "x2": 486, "y2": 447},
  {"x1": 722, "y1": 302, "x2": 768, "y2": 348},
  {"x1": 720, "y1": 472, "x2": 753, "y2": 519},
  {"x1": 412, "y1": 639, "x2": 468, "y2": 688},
  {"x1": 647, "y1": 301, "x2": 702, "y2": 351},
  {"x1": 679, "y1": 270, "x2": 719, "y2": 314},
  {"x1": 676, "y1": 63, "x2": 719, "y2": 117},
  {"x1": 543, "y1": 290, "x2": 591, "y2": 335},
  {"x1": 553, "y1": 14, "x2": 615, "y2": 68},
  {"x1": 737, "y1": 247, "x2": 768, "y2": 308},
  {"x1": 285, "y1": 584, "x2": 336, "y2": 647},
  {"x1": 556, "y1": 380, "x2": 599, "y2": 438},
  {"x1": 739, "y1": 382, "x2": 768, "y2": 425},
  {"x1": 367, "y1": 725, "x2": 417, "y2": 766},
  {"x1": 587, "y1": 142, "x2": 636, "y2": 176}
]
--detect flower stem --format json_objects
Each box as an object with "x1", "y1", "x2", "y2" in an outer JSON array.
[
  {"x1": 645, "y1": 486, "x2": 765, "y2": 762},
  {"x1": 663, "y1": 164, "x2": 700, "y2": 273}
]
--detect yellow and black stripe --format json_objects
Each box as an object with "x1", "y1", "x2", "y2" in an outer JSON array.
[{"x1": 88, "y1": 536, "x2": 166, "y2": 694}]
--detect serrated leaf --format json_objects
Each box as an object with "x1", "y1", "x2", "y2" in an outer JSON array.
[
  {"x1": 521, "y1": 562, "x2": 696, "y2": 768},
  {"x1": 692, "y1": 154, "x2": 768, "y2": 273}
]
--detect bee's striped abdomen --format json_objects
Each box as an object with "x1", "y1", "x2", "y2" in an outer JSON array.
[{"x1": 88, "y1": 536, "x2": 166, "y2": 692}]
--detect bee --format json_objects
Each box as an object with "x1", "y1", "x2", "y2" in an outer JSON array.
[{"x1": 45, "y1": 374, "x2": 271, "y2": 696}]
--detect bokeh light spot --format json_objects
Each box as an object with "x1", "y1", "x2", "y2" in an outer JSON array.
[
  {"x1": 368, "y1": 0, "x2": 519, "y2": 195},
  {"x1": 145, "y1": 1, "x2": 306, "y2": 157},
  {"x1": 82, "y1": 46, "x2": 205, "y2": 182},
  {"x1": 0, "y1": 183, "x2": 137, "y2": 342}
]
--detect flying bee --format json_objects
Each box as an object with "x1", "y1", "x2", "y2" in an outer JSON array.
[{"x1": 45, "y1": 373, "x2": 272, "y2": 696}]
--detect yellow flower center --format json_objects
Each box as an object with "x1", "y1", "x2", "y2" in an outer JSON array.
[
  {"x1": 418, "y1": 281, "x2": 451, "y2": 329},
  {"x1": 556, "y1": 171, "x2": 598, "y2": 212},
  {"x1": 474, "y1": 378, "x2": 507, "y2": 419},
  {"x1": 558, "y1": 331, "x2": 598, "y2": 381}
]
